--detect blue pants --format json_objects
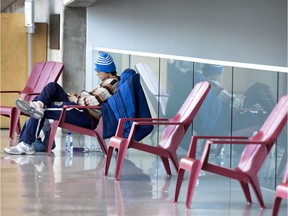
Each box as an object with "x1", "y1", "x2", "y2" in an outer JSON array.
[{"x1": 21, "y1": 82, "x2": 96, "y2": 145}]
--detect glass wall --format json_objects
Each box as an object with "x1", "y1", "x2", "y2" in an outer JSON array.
[{"x1": 92, "y1": 50, "x2": 287, "y2": 190}]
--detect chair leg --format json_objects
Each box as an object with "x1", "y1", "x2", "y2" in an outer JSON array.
[
  {"x1": 8, "y1": 108, "x2": 21, "y2": 141},
  {"x1": 46, "y1": 121, "x2": 59, "y2": 155},
  {"x1": 239, "y1": 181, "x2": 253, "y2": 205},
  {"x1": 0, "y1": 107, "x2": 19, "y2": 141},
  {"x1": 185, "y1": 159, "x2": 201, "y2": 208},
  {"x1": 174, "y1": 168, "x2": 185, "y2": 203},
  {"x1": 174, "y1": 158, "x2": 201, "y2": 208},
  {"x1": 8, "y1": 108, "x2": 16, "y2": 140},
  {"x1": 249, "y1": 176, "x2": 265, "y2": 208},
  {"x1": 161, "y1": 156, "x2": 172, "y2": 176},
  {"x1": 95, "y1": 118, "x2": 107, "y2": 155},
  {"x1": 115, "y1": 143, "x2": 129, "y2": 181},
  {"x1": 170, "y1": 152, "x2": 180, "y2": 173},
  {"x1": 16, "y1": 119, "x2": 21, "y2": 134},
  {"x1": 105, "y1": 137, "x2": 129, "y2": 180},
  {"x1": 105, "y1": 146, "x2": 114, "y2": 176},
  {"x1": 272, "y1": 197, "x2": 282, "y2": 216},
  {"x1": 95, "y1": 133, "x2": 107, "y2": 156}
]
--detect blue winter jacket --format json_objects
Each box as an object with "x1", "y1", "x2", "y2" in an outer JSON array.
[{"x1": 101, "y1": 69, "x2": 154, "y2": 141}]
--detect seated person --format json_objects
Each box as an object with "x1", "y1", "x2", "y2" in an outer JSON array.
[{"x1": 4, "y1": 52, "x2": 120, "y2": 155}]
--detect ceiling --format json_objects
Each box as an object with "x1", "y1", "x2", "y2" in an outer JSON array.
[
  {"x1": 1, "y1": 0, "x2": 18, "y2": 12},
  {"x1": 64, "y1": 0, "x2": 99, "y2": 7}
]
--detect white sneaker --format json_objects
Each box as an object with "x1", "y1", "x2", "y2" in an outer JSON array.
[
  {"x1": 16, "y1": 98, "x2": 45, "y2": 119},
  {"x1": 4, "y1": 141, "x2": 35, "y2": 155}
]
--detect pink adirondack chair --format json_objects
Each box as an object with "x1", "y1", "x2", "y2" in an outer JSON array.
[
  {"x1": 46, "y1": 69, "x2": 149, "y2": 156},
  {"x1": 0, "y1": 61, "x2": 64, "y2": 141},
  {"x1": 272, "y1": 162, "x2": 288, "y2": 216},
  {"x1": 174, "y1": 94, "x2": 288, "y2": 208},
  {"x1": 105, "y1": 81, "x2": 211, "y2": 180}
]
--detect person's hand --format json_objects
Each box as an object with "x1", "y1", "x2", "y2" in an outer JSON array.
[
  {"x1": 68, "y1": 92, "x2": 78, "y2": 97},
  {"x1": 68, "y1": 94, "x2": 78, "y2": 103}
]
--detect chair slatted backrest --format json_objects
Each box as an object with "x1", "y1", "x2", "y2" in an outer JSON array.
[
  {"x1": 238, "y1": 95, "x2": 288, "y2": 173},
  {"x1": 22, "y1": 61, "x2": 64, "y2": 98},
  {"x1": 135, "y1": 63, "x2": 169, "y2": 115},
  {"x1": 159, "y1": 81, "x2": 210, "y2": 150},
  {"x1": 255, "y1": 95, "x2": 288, "y2": 142}
]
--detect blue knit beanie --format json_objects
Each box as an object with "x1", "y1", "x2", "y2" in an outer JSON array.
[
  {"x1": 94, "y1": 52, "x2": 116, "y2": 73},
  {"x1": 202, "y1": 64, "x2": 223, "y2": 76}
]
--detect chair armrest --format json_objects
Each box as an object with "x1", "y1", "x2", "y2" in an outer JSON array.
[
  {"x1": 0, "y1": 91, "x2": 42, "y2": 101},
  {"x1": 204, "y1": 139, "x2": 272, "y2": 161},
  {"x1": 114, "y1": 117, "x2": 187, "y2": 137},
  {"x1": 58, "y1": 105, "x2": 101, "y2": 124},
  {"x1": 0, "y1": 90, "x2": 21, "y2": 94},
  {"x1": 23, "y1": 92, "x2": 41, "y2": 96},
  {"x1": 187, "y1": 135, "x2": 250, "y2": 158},
  {"x1": 187, "y1": 135, "x2": 272, "y2": 159},
  {"x1": 62, "y1": 105, "x2": 101, "y2": 109},
  {"x1": 115, "y1": 118, "x2": 168, "y2": 136},
  {"x1": 118, "y1": 117, "x2": 190, "y2": 126},
  {"x1": 117, "y1": 117, "x2": 169, "y2": 122}
]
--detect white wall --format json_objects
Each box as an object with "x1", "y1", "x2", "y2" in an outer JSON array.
[{"x1": 87, "y1": 0, "x2": 287, "y2": 68}]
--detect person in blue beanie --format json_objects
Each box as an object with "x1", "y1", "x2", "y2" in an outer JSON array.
[
  {"x1": 202, "y1": 64, "x2": 243, "y2": 108},
  {"x1": 4, "y1": 52, "x2": 120, "y2": 155}
]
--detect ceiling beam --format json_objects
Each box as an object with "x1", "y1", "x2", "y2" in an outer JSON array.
[{"x1": 64, "y1": 0, "x2": 99, "y2": 7}]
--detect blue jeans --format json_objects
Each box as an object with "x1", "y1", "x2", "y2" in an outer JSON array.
[
  {"x1": 19, "y1": 119, "x2": 56, "y2": 152},
  {"x1": 21, "y1": 82, "x2": 96, "y2": 145}
]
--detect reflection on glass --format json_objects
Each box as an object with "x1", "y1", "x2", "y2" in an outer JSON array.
[
  {"x1": 233, "y1": 68, "x2": 279, "y2": 190},
  {"x1": 92, "y1": 49, "x2": 287, "y2": 190},
  {"x1": 193, "y1": 63, "x2": 233, "y2": 136},
  {"x1": 130, "y1": 56, "x2": 160, "y2": 118},
  {"x1": 193, "y1": 63, "x2": 233, "y2": 157},
  {"x1": 276, "y1": 72, "x2": 288, "y2": 181},
  {"x1": 165, "y1": 60, "x2": 194, "y2": 150},
  {"x1": 166, "y1": 60, "x2": 194, "y2": 118},
  {"x1": 135, "y1": 63, "x2": 169, "y2": 117}
]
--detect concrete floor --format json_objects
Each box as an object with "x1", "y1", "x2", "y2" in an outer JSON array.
[{"x1": 1, "y1": 129, "x2": 287, "y2": 216}]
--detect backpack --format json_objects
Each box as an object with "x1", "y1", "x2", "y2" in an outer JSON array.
[{"x1": 19, "y1": 119, "x2": 56, "y2": 152}]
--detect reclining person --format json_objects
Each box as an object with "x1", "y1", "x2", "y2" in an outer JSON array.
[{"x1": 4, "y1": 53, "x2": 120, "y2": 155}]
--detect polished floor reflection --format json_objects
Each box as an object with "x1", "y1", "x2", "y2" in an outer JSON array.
[{"x1": 1, "y1": 129, "x2": 287, "y2": 216}]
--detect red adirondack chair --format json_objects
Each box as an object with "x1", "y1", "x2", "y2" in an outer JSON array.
[
  {"x1": 0, "y1": 61, "x2": 64, "y2": 141},
  {"x1": 46, "y1": 69, "x2": 151, "y2": 156},
  {"x1": 174, "y1": 94, "x2": 288, "y2": 208},
  {"x1": 272, "y1": 162, "x2": 288, "y2": 216},
  {"x1": 105, "y1": 81, "x2": 211, "y2": 180}
]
